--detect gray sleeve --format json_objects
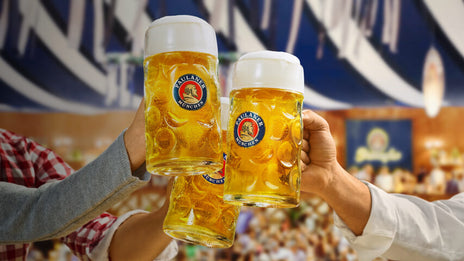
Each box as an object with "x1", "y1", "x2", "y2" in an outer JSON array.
[{"x1": 0, "y1": 131, "x2": 150, "y2": 244}]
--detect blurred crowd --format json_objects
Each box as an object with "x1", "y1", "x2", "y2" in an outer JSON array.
[
  {"x1": 349, "y1": 163, "x2": 464, "y2": 195},
  {"x1": 26, "y1": 240, "x2": 77, "y2": 261},
  {"x1": 27, "y1": 163, "x2": 464, "y2": 261},
  {"x1": 174, "y1": 162, "x2": 464, "y2": 261},
  {"x1": 175, "y1": 198, "x2": 360, "y2": 261}
]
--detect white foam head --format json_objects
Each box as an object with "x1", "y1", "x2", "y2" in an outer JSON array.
[
  {"x1": 232, "y1": 51, "x2": 304, "y2": 94},
  {"x1": 220, "y1": 97, "x2": 230, "y2": 131},
  {"x1": 144, "y1": 15, "x2": 218, "y2": 58}
]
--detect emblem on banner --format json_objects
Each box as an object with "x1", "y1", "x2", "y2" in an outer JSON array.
[{"x1": 355, "y1": 127, "x2": 402, "y2": 164}]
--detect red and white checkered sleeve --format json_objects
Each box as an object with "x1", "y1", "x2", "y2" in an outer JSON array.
[
  {"x1": 61, "y1": 210, "x2": 178, "y2": 261},
  {"x1": 27, "y1": 137, "x2": 74, "y2": 184},
  {"x1": 60, "y1": 212, "x2": 118, "y2": 260}
]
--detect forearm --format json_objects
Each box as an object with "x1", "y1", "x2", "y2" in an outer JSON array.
[
  {"x1": 317, "y1": 163, "x2": 372, "y2": 236},
  {"x1": 0, "y1": 132, "x2": 149, "y2": 243},
  {"x1": 109, "y1": 206, "x2": 174, "y2": 261}
]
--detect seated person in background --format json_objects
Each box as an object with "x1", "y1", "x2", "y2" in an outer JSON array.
[
  {"x1": 413, "y1": 166, "x2": 428, "y2": 194},
  {"x1": 429, "y1": 161, "x2": 446, "y2": 194},
  {"x1": 347, "y1": 166, "x2": 359, "y2": 177},
  {"x1": 355, "y1": 164, "x2": 373, "y2": 183},
  {"x1": 374, "y1": 166, "x2": 393, "y2": 193},
  {"x1": 457, "y1": 170, "x2": 464, "y2": 192},
  {"x1": 300, "y1": 110, "x2": 464, "y2": 261},
  {"x1": 0, "y1": 100, "x2": 176, "y2": 261},
  {"x1": 445, "y1": 170, "x2": 460, "y2": 195}
]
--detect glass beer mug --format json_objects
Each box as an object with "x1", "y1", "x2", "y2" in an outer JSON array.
[
  {"x1": 224, "y1": 51, "x2": 305, "y2": 208},
  {"x1": 144, "y1": 15, "x2": 222, "y2": 176},
  {"x1": 163, "y1": 97, "x2": 241, "y2": 248}
]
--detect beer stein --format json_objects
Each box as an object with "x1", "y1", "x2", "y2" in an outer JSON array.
[
  {"x1": 144, "y1": 15, "x2": 222, "y2": 176},
  {"x1": 163, "y1": 97, "x2": 241, "y2": 248},
  {"x1": 224, "y1": 51, "x2": 304, "y2": 208}
]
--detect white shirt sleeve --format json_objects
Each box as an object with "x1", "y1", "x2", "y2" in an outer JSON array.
[
  {"x1": 89, "y1": 210, "x2": 178, "y2": 261},
  {"x1": 334, "y1": 182, "x2": 464, "y2": 261}
]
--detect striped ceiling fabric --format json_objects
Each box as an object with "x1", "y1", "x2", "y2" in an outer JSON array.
[{"x1": 1, "y1": 0, "x2": 464, "y2": 113}]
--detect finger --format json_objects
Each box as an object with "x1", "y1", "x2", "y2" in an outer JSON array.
[
  {"x1": 300, "y1": 161, "x2": 307, "y2": 172},
  {"x1": 302, "y1": 139, "x2": 310, "y2": 153},
  {"x1": 303, "y1": 127, "x2": 310, "y2": 140},
  {"x1": 302, "y1": 109, "x2": 329, "y2": 132},
  {"x1": 300, "y1": 150, "x2": 310, "y2": 165}
]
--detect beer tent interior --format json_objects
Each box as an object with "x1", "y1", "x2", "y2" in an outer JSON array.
[
  {"x1": 1, "y1": 0, "x2": 464, "y2": 112},
  {"x1": 2, "y1": 0, "x2": 464, "y2": 171},
  {"x1": 2, "y1": 1, "x2": 464, "y2": 259}
]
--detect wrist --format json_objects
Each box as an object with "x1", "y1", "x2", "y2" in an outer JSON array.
[
  {"x1": 318, "y1": 163, "x2": 372, "y2": 236},
  {"x1": 149, "y1": 200, "x2": 169, "y2": 220},
  {"x1": 313, "y1": 162, "x2": 346, "y2": 200}
]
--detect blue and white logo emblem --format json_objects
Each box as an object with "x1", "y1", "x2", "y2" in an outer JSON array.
[
  {"x1": 173, "y1": 74, "x2": 207, "y2": 110},
  {"x1": 234, "y1": 111, "x2": 265, "y2": 148}
]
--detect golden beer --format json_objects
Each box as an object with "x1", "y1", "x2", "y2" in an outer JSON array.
[
  {"x1": 144, "y1": 16, "x2": 222, "y2": 176},
  {"x1": 163, "y1": 99, "x2": 241, "y2": 248},
  {"x1": 224, "y1": 51, "x2": 304, "y2": 208}
]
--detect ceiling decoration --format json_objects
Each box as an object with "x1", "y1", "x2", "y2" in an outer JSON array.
[{"x1": 0, "y1": 0, "x2": 463, "y2": 113}]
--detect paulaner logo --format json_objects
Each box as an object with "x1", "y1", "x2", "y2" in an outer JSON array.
[
  {"x1": 173, "y1": 74, "x2": 207, "y2": 110},
  {"x1": 202, "y1": 153, "x2": 226, "y2": 184},
  {"x1": 234, "y1": 111, "x2": 265, "y2": 148}
]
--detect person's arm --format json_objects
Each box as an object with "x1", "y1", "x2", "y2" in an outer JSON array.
[
  {"x1": 65, "y1": 98, "x2": 176, "y2": 260},
  {"x1": 0, "y1": 131, "x2": 148, "y2": 244},
  {"x1": 105, "y1": 100, "x2": 177, "y2": 260},
  {"x1": 336, "y1": 183, "x2": 464, "y2": 261},
  {"x1": 301, "y1": 110, "x2": 464, "y2": 261},
  {"x1": 61, "y1": 99, "x2": 175, "y2": 260},
  {"x1": 107, "y1": 200, "x2": 176, "y2": 260},
  {"x1": 0, "y1": 101, "x2": 149, "y2": 243},
  {"x1": 62, "y1": 209, "x2": 177, "y2": 261},
  {"x1": 299, "y1": 110, "x2": 371, "y2": 235}
]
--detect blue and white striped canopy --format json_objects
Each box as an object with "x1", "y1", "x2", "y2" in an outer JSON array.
[{"x1": 1, "y1": 0, "x2": 463, "y2": 113}]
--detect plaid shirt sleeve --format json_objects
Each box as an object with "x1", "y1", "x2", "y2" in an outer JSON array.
[
  {"x1": 27, "y1": 136, "x2": 125, "y2": 260},
  {"x1": 29, "y1": 139, "x2": 73, "y2": 186},
  {"x1": 61, "y1": 213, "x2": 118, "y2": 260},
  {"x1": 1, "y1": 129, "x2": 176, "y2": 260},
  {"x1": 63, "y1": 210, "x2": 178, "y2": 261},
  {"x1": 0, "y1": 128, "x2": 73, "y2": 187},
  {"x1": 0, "y1": 129, "x2": 121, "y2": 260}
]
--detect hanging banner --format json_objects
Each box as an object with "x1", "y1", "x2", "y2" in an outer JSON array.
[{"x1": 346, "y1": 120, "x2": 412, "y2": 170}]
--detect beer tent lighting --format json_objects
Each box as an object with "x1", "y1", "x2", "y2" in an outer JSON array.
[{"x1": 422, "y1": 46, "x2": 445, "y2": 118}]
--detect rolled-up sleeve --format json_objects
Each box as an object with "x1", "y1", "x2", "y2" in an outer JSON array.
[
  {"x1": 334, "y1": 183, "x2": 396, "y2": 261},
  {"x1": 335, "y1": 183, "x2": 464, "y2": 261}
]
